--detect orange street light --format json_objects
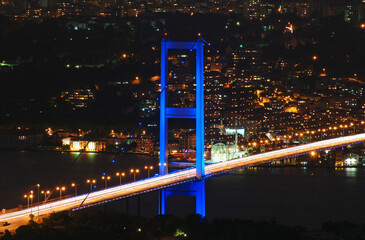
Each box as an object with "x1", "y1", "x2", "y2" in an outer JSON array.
[
  {"x1": 101, "y1": 176, "x2": 111, "y2": 189},
  {"x1": 36, "y1": 184, "x2": 40, "y2": 205},
  {"x1": 130, "y1": 169, "x2": 140, "y2": 181},
  {"x1": 144, "y1": 166, "x2": 154, "y2": 178},
  {"x1": 116, "y1": 172, "x2": 126, "y2": 185},
  {"x1": 86, "y1": 179, "x2": 96, "y2": 191},
  {"x1": 24, "y1": 194, "x2": 33, "y2": 209},
  {"x1": 56, "y1": 187, "x2": 65, "y2": 200},
  {"x1": 71, "y1": 183, "x2": 78, "y2": 196},
  {"x1": 41, "y1": 190, "x2": 50, "y2": 202},
  {"x1": 350, "y1": 122, "x2": 355, "y2": 134}
]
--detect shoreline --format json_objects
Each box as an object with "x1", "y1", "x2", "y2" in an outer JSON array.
[
  {"x1": 0, "y1": 148, "x2": 157, "y2": 156},
  {"x1": 1, "y1": 149, "x2": 364, "y2": 169}
]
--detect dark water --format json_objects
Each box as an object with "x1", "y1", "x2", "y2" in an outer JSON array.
[
  {"x1": 1, "y1": 151, "x2": 365, "y2": 228},
  {"x1": 0, "y1": 151, "x2": 158, "y2": 209}
]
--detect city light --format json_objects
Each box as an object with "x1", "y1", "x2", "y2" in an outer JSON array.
[
  {"x1": 56, "y1": 187, "x2": 65, "y2": 200},
  {"x1": 144, "y1": 166, "x2": 154, "y2": 178},
  {"x1": 71, "y1": 183, "x2": 78, "y2": 196},
  {"x1": 40, "y1": 190, "x2": 50, "y2": 202},
  {"x1": 116, "y1": 172, "x2": 126, "y2": 185},
  {"x1": 130, "y1": 169, "x2": 140, "y2": 181},
  {"x1": 101, "y1": 176, "x2": 111, "y2": 189},
  {"x1": 86, "y1": 179, "x2": 96, "y2": 191}
]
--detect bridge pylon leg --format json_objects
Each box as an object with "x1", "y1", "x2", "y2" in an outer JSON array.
[
  {"x1": 195, "y1": 180, "x2": 205, "y2": 217},
  {"x1": 158, "y1": 180, "x2": 205, "y2": 217},
  {"x1": 158, "y1": 189, "x2": 167, "y2": 215}
]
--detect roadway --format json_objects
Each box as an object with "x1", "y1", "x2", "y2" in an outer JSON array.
[{"x1": 1, "y1": 133, "x2": 365, "y2": 232}]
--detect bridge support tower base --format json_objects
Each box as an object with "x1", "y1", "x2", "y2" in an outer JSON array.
[{"x1": 158, "y1": 180, "x2": 205, "y2": 217}]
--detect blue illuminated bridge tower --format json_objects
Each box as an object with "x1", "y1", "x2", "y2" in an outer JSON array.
[{"x1": 159, "y1": 38, "x2": 205, "y2": 217}]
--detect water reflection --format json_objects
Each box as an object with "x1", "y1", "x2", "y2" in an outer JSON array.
[
  {"x1": 344, "y1": 167, "x2": 358, "y2": 178},
  {"x1": 86, "y1": 152, "x2": 96, "y2": 162}
]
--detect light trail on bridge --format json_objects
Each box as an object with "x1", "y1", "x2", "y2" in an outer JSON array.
[{"x1": 1, "y1": 133, "x2": 365, "y2": 229}]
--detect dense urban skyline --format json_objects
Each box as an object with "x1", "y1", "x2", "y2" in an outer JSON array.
[{"x1": 1, "y1": 0, "x2": 365, "y2": 156}]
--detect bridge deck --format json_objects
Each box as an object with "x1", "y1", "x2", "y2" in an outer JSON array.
[{"x1": 1, "y1": 133, "x2": 365, "y2": 229}]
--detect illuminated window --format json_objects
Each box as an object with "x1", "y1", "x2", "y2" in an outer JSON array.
[
  {"x1": 88, "y1": 142, "x2": 96, "y2": 151},
  {"x1": 18, "y1": 136, "x2": 26, "y2": 140},
  {"x1": 72, "y1": 142, "x2": 80, "y2": 151}
]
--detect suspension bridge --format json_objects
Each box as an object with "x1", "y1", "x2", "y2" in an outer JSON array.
[{"x1": 1, "y1": 38, "x2": 364, "y2": 231}]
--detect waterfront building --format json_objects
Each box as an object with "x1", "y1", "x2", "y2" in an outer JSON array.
[
  {"x1": 211, "y1": 141, "x2": 247, "y2": 163},
  {"x1": 0, "y1": 130, "x2": 44, "y2": 150},
  {"x1": 68, "y1": 138, "x2": 106, "y2": 151},
  {"x1": 136, "y1": 136, "x2": 155, "y2": 153},
  {"x1": 343, "y1": 153, "x2": 359, "y2": 166},
  {"x1": 335, "y1": 150, "x2": 344, "y2": 167}
]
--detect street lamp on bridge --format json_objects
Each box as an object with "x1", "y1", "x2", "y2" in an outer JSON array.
[
  {"x1": 130, "y1": 169, "x2": 139, "y2": 181},
  {"x1": 24, "y1": 193, "x2": 33, "y2": 209},
  {"x1": 158, "y1": 163, "x2": 167, "y2": 174},
  {"x1": 41, "y1": 190, "x2": 50, "y2": 203},
  {"x1": 116, "y1": 172, "x2": 125, "y2": 185},
  {"x1": 350, "y1": 122, "x2": 355, "y2": 134},
  {"x1": 101, "y1": 176, "x2": 111, "y2": 189},
  {"x1": 36, "y1": 184, "x2": 40, "y2": 205},
  {"x1": 144, "y1": 166, "x2": 153, "y2": 178},
  {"x1": 56, "y1": 187, "x2": 65, "y2": 200},
  {"x1": 86, "y1": 179, "x2": 96, "y2": 191},
  {"x1": 71, "y1": 183, "x2": 78, "y2": 196}
]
